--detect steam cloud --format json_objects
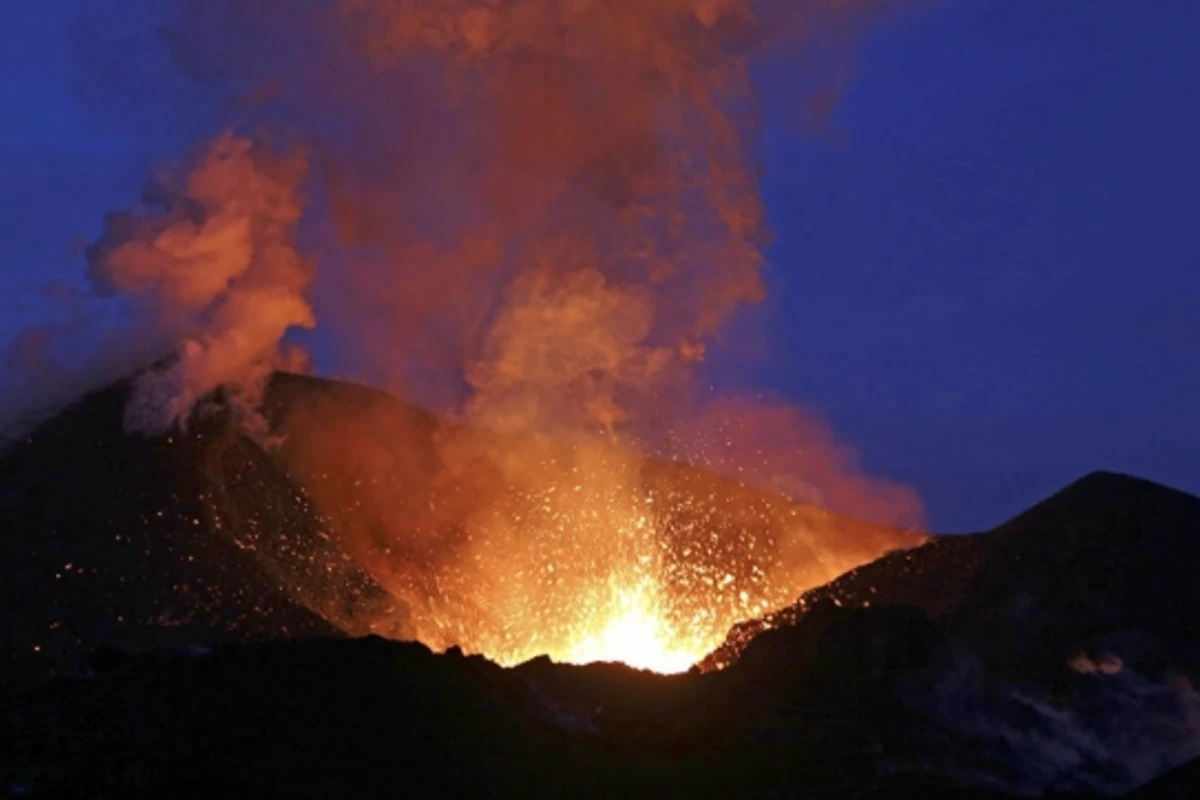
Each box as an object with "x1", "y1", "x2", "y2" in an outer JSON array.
[{"x1": 86, "y1": 133, "x2": 314, "y2": 438}]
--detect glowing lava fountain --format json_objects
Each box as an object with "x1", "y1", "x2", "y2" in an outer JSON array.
[
  {"x1": 268, "y1": 379, "x2": 927, "y2": 677},
  {"x1": 563, "y1": 574, "x2": 708, "y2": 674}
]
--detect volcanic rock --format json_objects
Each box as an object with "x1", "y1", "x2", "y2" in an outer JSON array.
[
  {"x1": 707, "y1": 471, "x2": 1200, "y2": 680},
  {"x1": 3, "y1": 600, "x2": 1187, "y2": 798},
  {"x1": 700, "y1": 471, "x2": 1200, "y2": 796}
]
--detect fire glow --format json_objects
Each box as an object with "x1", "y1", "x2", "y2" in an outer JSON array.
[
  {"x1": 565, "y1": 574, "x2": 705, "y2": 674},
  {"x1": 267, "y1": 403, "x2": 922, "y2": 675},
  {"x1": 382, "y1": 492, "x2": 786, "y2": 675},
  {"x1": 440, "y1": 487, "x2": 770, "y2": 674},
  {"x1": 54, "y1": 0, "x2": 929, "y2": 674},
  {"x1": 356, "y1": 476, "x2": 789, "y2": 674}
]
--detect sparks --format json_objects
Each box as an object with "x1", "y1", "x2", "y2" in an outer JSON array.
[{"x1": 564, "y1": 575, "x2": 705, "y2": 674}]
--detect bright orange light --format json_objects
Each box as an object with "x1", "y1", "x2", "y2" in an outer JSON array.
[
  {"x1": 278, "y1": 398, "x2": 925, "y2": 677},
  {"x1": 564, "y1": 574, "x2": 706, "y2": 674}
]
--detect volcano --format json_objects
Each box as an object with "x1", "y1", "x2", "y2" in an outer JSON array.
[
  {"x1": 4, "y1": 471, "x2": 1200, "y2": 797},
  {"x1": 1, "y1": 371, "x2": 920, "y2": 681},
  {"x1": 705, "y1": 470, "x2": 1200, "y2": 678},
  {"x1": 5, "y1": 378, "x2": 1200, "y2": 798}
]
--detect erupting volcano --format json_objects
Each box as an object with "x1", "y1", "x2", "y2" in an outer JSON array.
[
  {"x1": 6, "y1": 1, "x2": 1200, "y2": 796},
  {"x1": 264, "y1": 374, "x2": 924, "y2": 673},
  {"x1": 0, "y1": 0, "x2": 927, "y2": 675},
  {"x1": 1, "y1": 372, "x2": 923, "y2": 677}
]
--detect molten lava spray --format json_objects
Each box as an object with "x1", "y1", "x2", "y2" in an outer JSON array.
[{"x1": 32, "y1": 0, "x2": 925, "y2": 672}]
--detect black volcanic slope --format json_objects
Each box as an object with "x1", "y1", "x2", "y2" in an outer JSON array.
[
  {"x1": 0, "y1": 379, "x2": 363, "y2": 682},
  {"x1": 707, "y1": 471, "x2": 1200, "y2": 680}
]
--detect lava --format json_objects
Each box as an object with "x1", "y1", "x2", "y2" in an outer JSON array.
[
  {"x1": 563, "y1": 574, "x2": 711, "y2": 673},
  {"x1": 266, "y1": 395, "x2": 923, "y2": 675}
]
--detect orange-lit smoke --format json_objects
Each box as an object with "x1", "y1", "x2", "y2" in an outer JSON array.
[
  {"x1": 63, "y1": 0, "x2": 926, "y2": 671},
  {"x1": 157, "y1": 0, "x2": 892, "y2": 424},
  {"x1": 269, "y1": 382, "x2": 924, "y2": 671},
  {"x1": 86, "y1": 133, "x2": 314, "y2": 438}
]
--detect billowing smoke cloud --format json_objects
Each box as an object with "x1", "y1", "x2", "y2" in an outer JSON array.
[
  {"x1": 145, "y1": 0, "x2": 894, "y2": 435},
  {"x1": 85, "y1": 132, "x2": 314, "y2": 437}
]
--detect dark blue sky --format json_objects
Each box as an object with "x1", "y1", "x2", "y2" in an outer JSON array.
[{"x1": 2, "y1": 1, "x2": 1197, "y2": 532}]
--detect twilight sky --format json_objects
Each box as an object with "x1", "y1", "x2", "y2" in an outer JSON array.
[{"x1": 1, "y1": 1, "x2": 1197, "y2": 532}]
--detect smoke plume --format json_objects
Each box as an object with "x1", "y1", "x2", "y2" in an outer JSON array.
[
  {"x1": 142, "y1": 0, "x2": 895, "y2": 434},
  {"x1": 86, "y1": 132, "x2": 314, "y2": 437},
  {"x1": 9, "y1": 0, "x2": 928, "y2": 667}
]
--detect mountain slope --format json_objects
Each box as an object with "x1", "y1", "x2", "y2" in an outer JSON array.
[
  {"x1": 705, "y1": 471, "x2": 1200, "y2": 681},
  {"x1": 0, "y1": 378, "x2": 385, "y2": 683}
]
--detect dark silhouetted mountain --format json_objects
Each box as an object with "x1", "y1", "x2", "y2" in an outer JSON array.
[
  {"x1": 707, "y1": 471, "x2": 1200, "y2": 682},
  {"x1": 693, "y1": 471, "x2": 1200, "y2": 796},
  {"x1": 0, "y1": 378, "x2": 364, "y2": 685}
]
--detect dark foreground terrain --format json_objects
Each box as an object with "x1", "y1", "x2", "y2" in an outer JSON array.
[
  {"x1": 4, "y1": 577, "x2": 1199, "y2": 798},
  {"x1": 4, "y1": 377, "x2": 1200, "y2": 797},
  {"x1": 0, "y1": 614, "x2": 1085, "y2": 799}
]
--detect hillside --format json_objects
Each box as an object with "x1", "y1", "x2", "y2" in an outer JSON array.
[{"x1": 705, "y1": 471, "x2": 1200, "y2": 682}]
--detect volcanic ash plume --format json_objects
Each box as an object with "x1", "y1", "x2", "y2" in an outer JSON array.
[
  {"x1": 86, "y1": 133, "x2": 314, "y2": 437},
  {"x1": 153, "y1": 0, "x2": 791, "y2": 421},
  {"x1": 38, "y1": 0, "x2": 927, "y2": 671}
]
